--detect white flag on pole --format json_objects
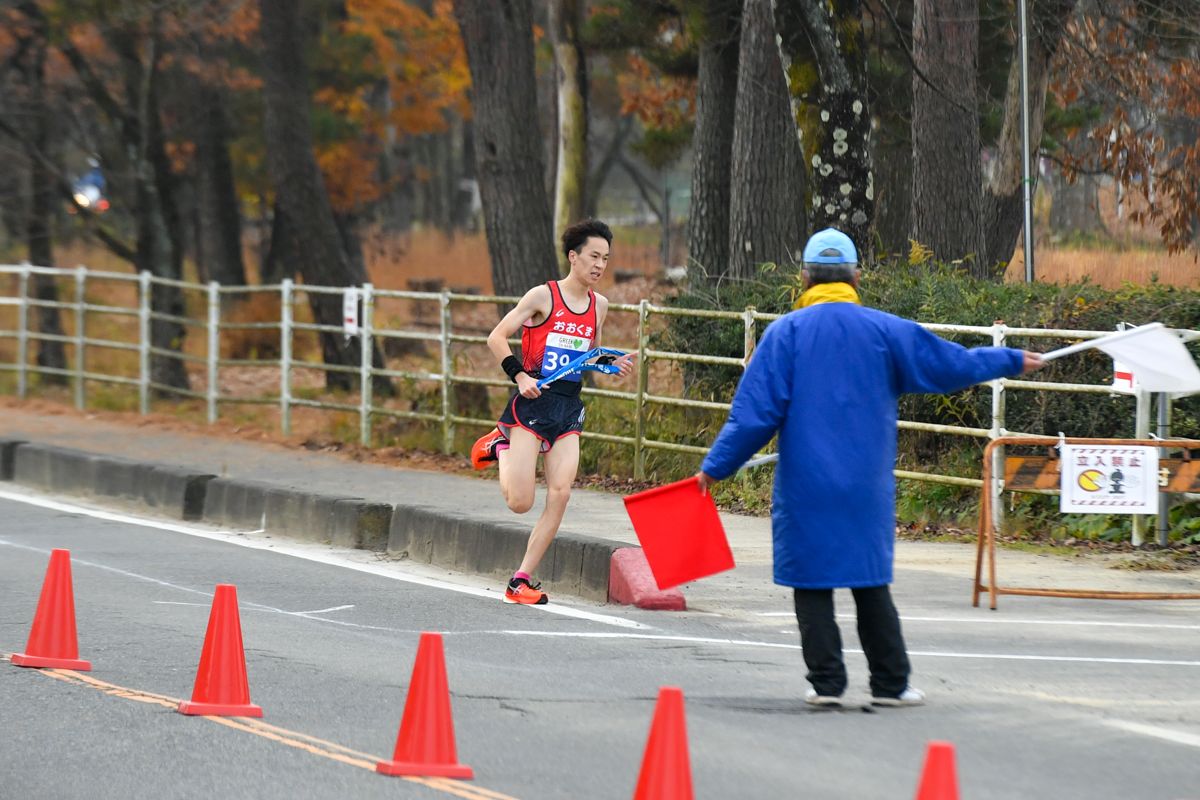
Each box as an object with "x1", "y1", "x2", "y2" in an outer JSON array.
[{"x1": 1042, "y1": 322, "x2": 1200, "y2": 393}]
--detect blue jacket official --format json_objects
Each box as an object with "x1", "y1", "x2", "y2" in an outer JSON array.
[{"x1": 700, "y1": 291, "x2": 1024, "y2": 589}]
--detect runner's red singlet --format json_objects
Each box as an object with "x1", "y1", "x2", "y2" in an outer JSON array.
[{"x1": 521, "y1": 281, "x2": 597, "y2": 384}]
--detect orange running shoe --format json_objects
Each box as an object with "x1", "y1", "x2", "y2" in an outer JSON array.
[
  {"x1": 503, "y1": 578, "x2": 548, "y2": 605},
  {"x1": 470, "y1": 428, "x2": 508, "y2": 470}
]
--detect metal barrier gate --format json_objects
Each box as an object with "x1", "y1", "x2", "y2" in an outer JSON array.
[{"x1": 973, "y1": 435, "x2": 1200, "y2": 608}]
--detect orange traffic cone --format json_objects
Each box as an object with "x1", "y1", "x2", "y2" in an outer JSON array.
[
  {"x1": 915, "y1": 741, "x2": 960, "y2": 800},
  {"x1": 633, "y1": 687, "x2": 693, "y2": 800},
  {"x1": 177, "y1": 584, "x2": 262, "y2": 717},
  {"x1": 11, "y1": 549, "x2": 92, "y2": 671},
  {"x1": 376, "y1": 632, "x2": 473, "y2": 779}
]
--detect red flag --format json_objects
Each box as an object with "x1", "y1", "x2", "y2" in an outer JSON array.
[{"x1": 623, "y1": 477, "x2": 735, "y2": 590}]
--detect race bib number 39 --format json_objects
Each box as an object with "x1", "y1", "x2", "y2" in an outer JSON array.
[{"x1": 542, "y1": 333, "x2": 591, "y2": 380}]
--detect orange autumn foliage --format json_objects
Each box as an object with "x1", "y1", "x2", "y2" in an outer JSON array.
[
  {"x1": 617, "y1": 53, "x2": 695, "y2": 131},
  {"x1": 310, "y1": 0, "x2": 469, "y2": 213}
]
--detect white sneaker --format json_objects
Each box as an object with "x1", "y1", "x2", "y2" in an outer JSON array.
[
  {"x1": 805, "y1": 688, "x2": 843, "y2": 707},
  {"x1": 871, "y1": 686, "x2": 925, "y2": 707}
]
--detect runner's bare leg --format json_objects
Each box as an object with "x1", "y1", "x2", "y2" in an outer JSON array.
[
  {"x1": 517, "y1": 433, "x2": 579, "y2": 576},
  {"x1": 498, "y1": 426, "x2": 541, "y2": 514}
]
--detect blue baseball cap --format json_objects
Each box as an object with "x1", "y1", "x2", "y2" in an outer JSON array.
[{"x1": 802, "y1": 228, "x2": 858, "y2": 265}]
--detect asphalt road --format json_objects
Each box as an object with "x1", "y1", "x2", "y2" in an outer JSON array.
[{"x1": 2, "y1": 490, "x2": 1199, "y2": 799}]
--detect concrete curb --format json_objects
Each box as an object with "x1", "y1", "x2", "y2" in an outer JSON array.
[
  {"x1": 3, "y1": 440, "x2": 214, "y2": 520},
  {"x1": 0, "y1": 438, "x2": 25, "y2": 480},
  {"x1": 200, "y1": 479, "x2": 394, "y2": 552},
  {"x1": 0, "y1": 438, "x2": 662, "y2": 607}
]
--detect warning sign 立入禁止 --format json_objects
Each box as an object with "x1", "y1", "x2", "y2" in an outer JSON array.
[{"x1": 1060, "y1": 444, "x2": 1159, "y2": 514}]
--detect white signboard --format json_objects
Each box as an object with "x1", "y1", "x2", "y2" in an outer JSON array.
[
  {"x1": 342, "y1": 288, "x2": 360, "y2": 336},
  {"x1": 1060, "y1": 445, "x2": 1159, "y2": 514}
]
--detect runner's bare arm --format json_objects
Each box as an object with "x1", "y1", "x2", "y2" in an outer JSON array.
[
  {"x1": 488, "y1": 285, "x2": 551, "y2": 398},
  {"x1": 487, "y1": 286, "x2": 551, "y2": 363}
]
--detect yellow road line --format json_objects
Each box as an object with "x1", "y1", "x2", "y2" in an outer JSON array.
[{"x1": 4, "y1": 654, "x2": 518, "y2": 800}]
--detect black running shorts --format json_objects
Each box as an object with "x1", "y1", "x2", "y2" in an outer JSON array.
[{"x1": 498, "y1": 388, "x2": 585, "y2": 452}]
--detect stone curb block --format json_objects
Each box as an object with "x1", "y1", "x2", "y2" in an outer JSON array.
[
  {"x1": 608, "y1": 547, "x2": 686, "y2": 610},
  {"x1": 4, "y1": 442, "x2": 216, "y2": 522},
  {"x1": 0, "y1": 438, "x2": 652, "y2": 608},
  {"x1": 203, "y1": 480, "x2": 391, "y2": 551},
  {"x1": 140, "y1": 465, "x2": 215, "y2": 521},
  {"x1": 385, "y1": 505, "x2": 619, "y2": 603},
  {"x1": 0, "y1": 438, "x2": 26, "y2": 479},
  {"x1": 331, "y1": 499, "x2": 392, "y2": 550}
]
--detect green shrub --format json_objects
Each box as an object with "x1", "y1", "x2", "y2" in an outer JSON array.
[{"x1": 657, "y1": 258, "x2": 1200, "y2": 538}]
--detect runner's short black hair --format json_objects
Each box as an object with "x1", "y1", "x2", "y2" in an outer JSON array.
[{"x1": 562, "y1": 219, "x2": 613, "y2": 259}]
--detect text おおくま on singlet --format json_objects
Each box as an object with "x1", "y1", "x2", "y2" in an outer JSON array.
[{"x1": 522, "y1": 281, "x2": 597, "y2": 385}]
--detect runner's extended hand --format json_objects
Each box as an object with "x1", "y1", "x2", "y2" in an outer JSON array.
[{"x1": 614, "y1": 353, "x2": 636, "y2": 377}]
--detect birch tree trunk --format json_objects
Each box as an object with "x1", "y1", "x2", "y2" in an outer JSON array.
[
  {"x1": 775, "y1": 0, "x2": 874, "y2": 259},
  {"x1": 549, "y1": 0, "x2": 588, "y2": 262}
]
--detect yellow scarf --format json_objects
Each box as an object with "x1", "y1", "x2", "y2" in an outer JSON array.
[{"x1": 795, "y1": 282, "x2": 861, "y2": 309}]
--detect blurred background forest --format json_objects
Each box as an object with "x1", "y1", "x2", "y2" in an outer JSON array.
[
  {"x1": 0, "y1": 0, "x2": 1196, "y2": 303},
  {"x1": 1, "y1": 0, "x2": 1199, "y2": 541},
  {"x1": 1, "y1": 0, "x2": 1198, "y2": 394}
]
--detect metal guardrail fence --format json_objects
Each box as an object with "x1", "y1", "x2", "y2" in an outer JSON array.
[{"x1": 0, "y1": 263, "x2": 1192, "y2": 544}]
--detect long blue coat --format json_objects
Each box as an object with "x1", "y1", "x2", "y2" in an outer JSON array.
[{"x1": 700, "y1": 300, "x2": 1024, "y2": 589}]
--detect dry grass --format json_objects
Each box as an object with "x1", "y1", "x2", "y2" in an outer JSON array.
[
  {"x1": 1004, "y1": 180, "x2": 1199, "y2": 288},
  {"x1": 364, "y1": 227, "x2": 673, "y2": 296},
  {"x1": 1005, "y1": 247, "x2": 1199, "y2": 289},
  {"x1": 4, "y1": 225, "x2": 1195, "y2": 442}
]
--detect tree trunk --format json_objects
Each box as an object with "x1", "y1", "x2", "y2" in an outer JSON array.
[
  {"x1": 549, "y1": 0, "x2": 588, "y2": 263},
  {"x1": 259, "y1": 0, "x2": 391, "y2": 395},
  {"x1": 873, "y1": 133, "x2": 912, "y2": 259},
  {"x1": 453, "y1": 117, "x2": 476, "y2": 230},
  {"x1": 910, "y1": 0, "x2": 984, "y2": 273},
  {"x1": 25, "y1": 35, "x2": 67, "y2": 382},
  {"x1": 1048, "y1": 171, "x2": 1102, "y2": 236},
  {"x1": 982, "y1": 0, "x2": 1078, "y2": 270},
  {"x1": 114, "y1": 22, "x2": 190, "y2": 391},
  {"x1": 260, "y1": 200, "x2": 290, "y2": 286},
  {"x1": 193, "y1": 80, "x2": 247, "y2": 287},
  {"x1": 452, "y1": 0, "x2": 558, "y2": 296},
  {"x1": 775, "y1": 0, "x2": 874, "y2": 259},
  {"x1": 414, "y1": 133, "x2": 453, "y2": 231},
  {"x1": 728, "y1": 0, "x2": 806, "y2": 278},
  {"x1": 686, "y1": 0, "x2": 741, "y2": 281}
]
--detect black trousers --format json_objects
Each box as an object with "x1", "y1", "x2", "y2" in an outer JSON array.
[{"x1": 793, "y1": 585, "x2": 910, "y2": 698}]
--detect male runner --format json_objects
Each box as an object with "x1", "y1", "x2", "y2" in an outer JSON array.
[{"x1": 470, "y1": 219, "x2": 635, "y2": 604}]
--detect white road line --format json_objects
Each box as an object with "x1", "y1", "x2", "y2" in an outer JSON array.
[
  {"x1": 1104, "y1": 719, "x2": 1200, "y2": 749},
  {"x1": 0, "y1": 487, "x2": 651, "y2": 631},
  {"x1": 1, "y1": 539, "x2": 215, "y2": 598},
  {"x1": 751, "y1": 612, "x2": 1200, "y2": 631},
  {"x1": 492, "y1": 630, "x2": 1200, "y2": 667},
  {"x1": 146, "y1": 599, "x2": 433, "y2": 635},
  {"x1": 152, "y1": 600, "x2": 355, "y2": 618},
  {"x1": 294, "y1": 605, "x2": 355, "y2": 615}
]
